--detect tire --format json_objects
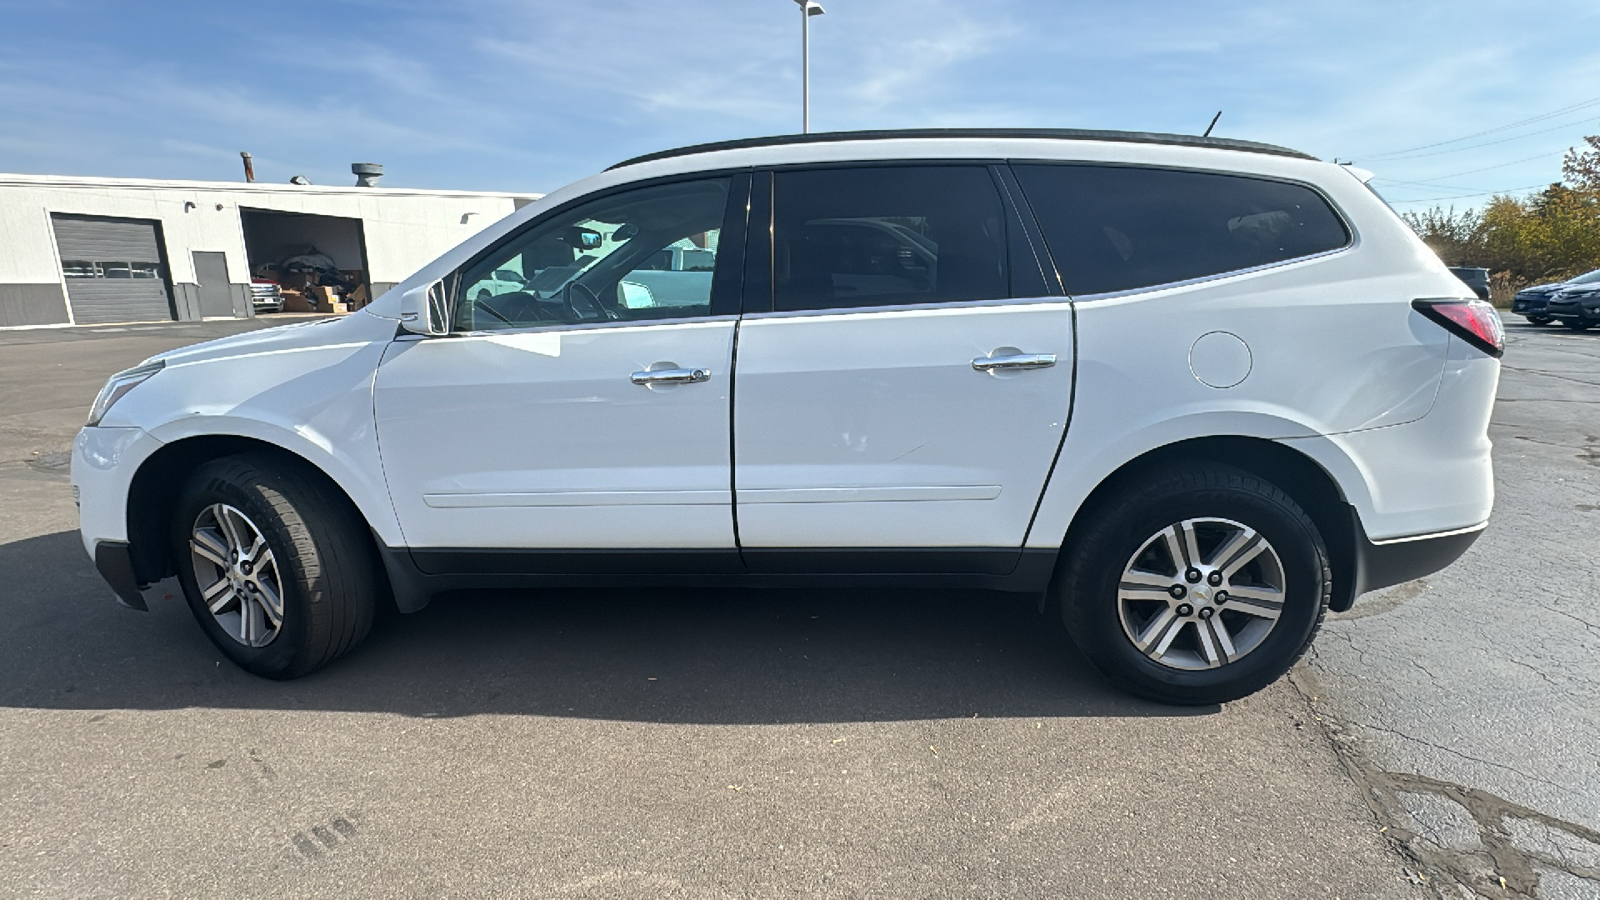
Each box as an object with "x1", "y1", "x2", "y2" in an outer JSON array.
[
  {"x1": 171, "y1": 454, "x2": 380, "y2": 679},
  {"x1": 1055, "y1": 463, "x2": 1330, "y2": 705},
  {"x1": 1525, "y1": 316, "x2": 1551, "y2": 325},
  {"x1": 1564, "y1": 320, "x2": 1593, "y2": 332}
]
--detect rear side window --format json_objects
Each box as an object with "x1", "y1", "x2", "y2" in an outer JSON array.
[
  {"x1": 771, "y1": 166, "x2": 1007, "y2": 312},
  {"x1": 1012, "y1": 164, "x2": 1349, "y2": 297}
]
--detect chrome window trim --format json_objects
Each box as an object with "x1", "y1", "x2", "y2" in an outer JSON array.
[
  {"x1": 1062, "y1": 244, "x2": 1356, "y2": 304},
  {"x1": 740, "y1": 294, "x2": 1073, "y2": 322},
  {"x1": 394, "y1": 313, "x2": 739, "y2": 341}
]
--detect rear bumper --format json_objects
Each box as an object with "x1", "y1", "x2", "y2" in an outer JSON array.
[
  {"x1": 93, "y1": 540, "x2": 149, "y2": 611},
  {"x1": 1353, "y1": 519, "x2": 1484, "y2": 597}
]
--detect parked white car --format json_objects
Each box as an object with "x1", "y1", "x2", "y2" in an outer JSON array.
[{"x1": 73, "y1": 129, "x2": 1503, "y2": 704}]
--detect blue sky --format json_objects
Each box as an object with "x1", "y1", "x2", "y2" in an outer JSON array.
[{"x1": 2, "y1": 0, "x2": 1597, "y2": 211}]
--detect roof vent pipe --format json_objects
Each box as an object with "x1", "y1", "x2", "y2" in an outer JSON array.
[
  {"x1": 240, "y1": 152, "x2": 255, "y2": 183},
  {"x1": 352, "y1": 163, "x2": 383, "y2": 187}
]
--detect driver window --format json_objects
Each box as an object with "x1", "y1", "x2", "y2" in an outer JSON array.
[{"x1": 456, "y1": 177, "x2": 731, "y2": 331}]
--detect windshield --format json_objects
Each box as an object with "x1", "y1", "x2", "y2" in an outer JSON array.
[{"x1": 1567, "y1": 268, "x2": 1600, "y2": 285}]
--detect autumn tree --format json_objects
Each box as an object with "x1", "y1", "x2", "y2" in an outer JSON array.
[
  {"x1": 1562, "y1": 133, "x2": 1600, "y2": 192},
  {"x1": 1401, "y1": 205, "x2": 1483, "y2": 265},
  {"x1": 1402, "y1": 128, "x2": 1600, "y2": 289}
]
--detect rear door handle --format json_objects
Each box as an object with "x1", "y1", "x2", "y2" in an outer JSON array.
[
  {"x1": 971, "y1": 353, "x2": 1056, "y2": 372},
  {"x1": 631, "y1": 367, "x2": 712, "y2": 386}
]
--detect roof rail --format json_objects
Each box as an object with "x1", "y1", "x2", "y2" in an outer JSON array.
[{"x1": 609, "y1": 128, "x2": 1316, "y2": 170}]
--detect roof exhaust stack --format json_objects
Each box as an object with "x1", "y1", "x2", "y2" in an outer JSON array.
[
  {"x1": 352, "y1": 162, "x2": 384, "y2": 187},
  {"x1": 240, "y1": 151, "x2": 256, "y2": 183}
]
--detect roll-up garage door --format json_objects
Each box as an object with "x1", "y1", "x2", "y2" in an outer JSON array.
[{"x1": 51, "y1": 214, "x2": 175, "y2": 324}]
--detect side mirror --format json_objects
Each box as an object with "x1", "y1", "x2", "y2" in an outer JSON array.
[
  {"x1": 399, "y1": 279, "x2": 451, "y2": 335},
  {"x1": 620, "y1": 280, "x2": 656, "y2": 309}
]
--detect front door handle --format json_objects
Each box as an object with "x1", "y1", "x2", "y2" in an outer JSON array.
[
  {"x1": 971, "y1": 353, "x2": 1056, "y2": 372},
  {"x1": 631, "y1": 367, "x2": 712, "y2": 386}
]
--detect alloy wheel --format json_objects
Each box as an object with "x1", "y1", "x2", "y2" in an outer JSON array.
[
  {"x1": 1117, "y1": 517, "x2": 1286, "y2": 671},
  {"x1": 189, "y1": 503, "x2": 284, "y2": 647}
]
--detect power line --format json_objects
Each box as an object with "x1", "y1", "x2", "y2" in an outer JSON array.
[
  {"x1": 1363, "y1": 113, "x2": 1600, "y2": 162},
  {"x1": 1361, "y1": 94, "x2": 1600, "y2": 160},
  {"x1": 1383, "y1": 182, "x2": 1554, "y2": 203},
  {"x1": 1372, "y1": 150, "x2": 1565, "y2": 190}
]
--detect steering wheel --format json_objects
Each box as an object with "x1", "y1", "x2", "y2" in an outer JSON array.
[
  {"x1": 472, "y1": 297, "x2": 514, "y2": 327},
  {"x1": 562, "y1": 281, "x2": 609, "y2": 321}
]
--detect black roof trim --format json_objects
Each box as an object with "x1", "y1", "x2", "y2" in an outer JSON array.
[{"x1": 609, "y1": 128, "x2": 1316, "y2": 170}]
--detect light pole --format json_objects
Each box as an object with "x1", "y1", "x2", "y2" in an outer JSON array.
[{"x1": 792, "y1": 0, "x2": 825, "y2": 133}]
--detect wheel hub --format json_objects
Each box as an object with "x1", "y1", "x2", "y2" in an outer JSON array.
[
  {"x1": 189, "y1": 503, "x2": 284, "y2": 648},
  {"x1": 1117, "y1": 517, "x2": 1288, "y2": 671}
]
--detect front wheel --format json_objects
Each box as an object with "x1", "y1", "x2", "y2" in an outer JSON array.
[
  {"x1": 1565, "y1": 320, "x2": 1594, "y2": 331},
  {"x1": 1525, "y1": 316, "x2": 1551, "y2": 325},
  {"x1": 1056, "y1": 464, "x2": 1330, "y2": 705},
  {"x1": 171, "y1": 454, "x2": 380, "y2": 679}
]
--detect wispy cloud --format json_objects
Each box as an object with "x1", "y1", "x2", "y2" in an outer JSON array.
[{"x1": 0, "y1": 0, "x2": 1595, "y2": 209}]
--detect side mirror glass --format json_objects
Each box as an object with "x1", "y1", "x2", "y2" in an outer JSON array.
[
  {"x1": 620, "y1": 280, "x2": 656, "y2": 309},
  {"x1": 399, "y1": 279, "x2": 451, "y2": 335}
]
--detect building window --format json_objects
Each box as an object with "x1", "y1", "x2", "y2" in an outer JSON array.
[{"x1": 59, "y1": 261, "x2": 163, "y2": 280}]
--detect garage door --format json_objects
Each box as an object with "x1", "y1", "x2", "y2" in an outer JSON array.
[{"x1": 52, "y1": 214, "x2": 175, "y2": 324}]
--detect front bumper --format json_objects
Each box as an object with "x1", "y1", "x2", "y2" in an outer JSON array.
[{"x1": 73, "y1": 425, "x2": 164, "y2": 608}]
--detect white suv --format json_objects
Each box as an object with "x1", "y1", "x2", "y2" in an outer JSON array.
[{"x1": 72, "y1": 129, "x2": 1503, "y2": 704}]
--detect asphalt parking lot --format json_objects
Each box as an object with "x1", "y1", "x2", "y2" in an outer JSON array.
[{"x1": 0, "y1": 316, "x2": 1595, "y2": 899}]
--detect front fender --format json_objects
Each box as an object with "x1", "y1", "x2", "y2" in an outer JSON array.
[{"x1": 106, "y1": 327, "x2": 405, "y2": 547}]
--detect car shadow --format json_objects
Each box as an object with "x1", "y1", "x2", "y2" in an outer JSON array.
[{"x1": 0, "y1": 530, "x2": 1211, "y2": 722}]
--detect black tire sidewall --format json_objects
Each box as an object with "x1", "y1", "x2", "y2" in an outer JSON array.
[
  {"x1": 171, "y1": 461, "x2": 330, "y2": 678},
  {"x1": 1062, "y1": 469, "x2": 1328, "y2": 705}
]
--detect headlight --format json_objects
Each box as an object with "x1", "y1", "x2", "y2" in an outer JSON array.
[{"x1": 86, "y1": 360, "x2": 165, "y2": 426}]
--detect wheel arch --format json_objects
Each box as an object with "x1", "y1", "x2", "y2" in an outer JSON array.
[
  {"x1": 1052, "y1": 435, "x2": 1361, "y2": 612},
  {"x1": 125, "y1": 435, "x2": 392, "y2": 600}
]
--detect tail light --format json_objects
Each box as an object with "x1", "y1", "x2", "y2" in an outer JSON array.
[{"x1": 1412, "y1": 298, "x2": 1504, "y2": 358}]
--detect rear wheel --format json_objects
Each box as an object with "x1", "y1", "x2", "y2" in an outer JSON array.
[
  {"x1": 1056, "y1": 463, "x2": 1330, "y2": 705},
  {"x1": 171, "y1": 454, "x2": 380, "y2": 679}
]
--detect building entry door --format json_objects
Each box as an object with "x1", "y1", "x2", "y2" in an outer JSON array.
[{"x1": 192, "y1": 252, "x2": 235, "y2": 318}]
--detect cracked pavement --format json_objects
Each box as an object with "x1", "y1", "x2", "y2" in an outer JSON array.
[{"x1": 1304, "y1": 322, "x2": 1600, "y2": 899}]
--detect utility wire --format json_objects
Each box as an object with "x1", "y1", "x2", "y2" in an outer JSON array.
[
  {"x1": 1372, "y1": 150, "x2": 1565, "y2": 190},
  {"x1": 1363, "y1": 113, "x2": 1600, "y2": 162},
  {"x1": 1382, "y1": 182, "x2": 1554, "y2": 203},
  {"x1": 1360, "y1": 94, "x2": 1600, "y2": 160}
]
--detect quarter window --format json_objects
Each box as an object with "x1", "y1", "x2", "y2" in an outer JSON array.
[
  {"x1": 1012, "y1": 164, "x2": 1350, "y2": 297},
  {"x1": 770, "y1": 166, "x2": 1008, "y2": 312},
  {"x1": 455, "y1": 177, "x2": 732, "y2": 331}
]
